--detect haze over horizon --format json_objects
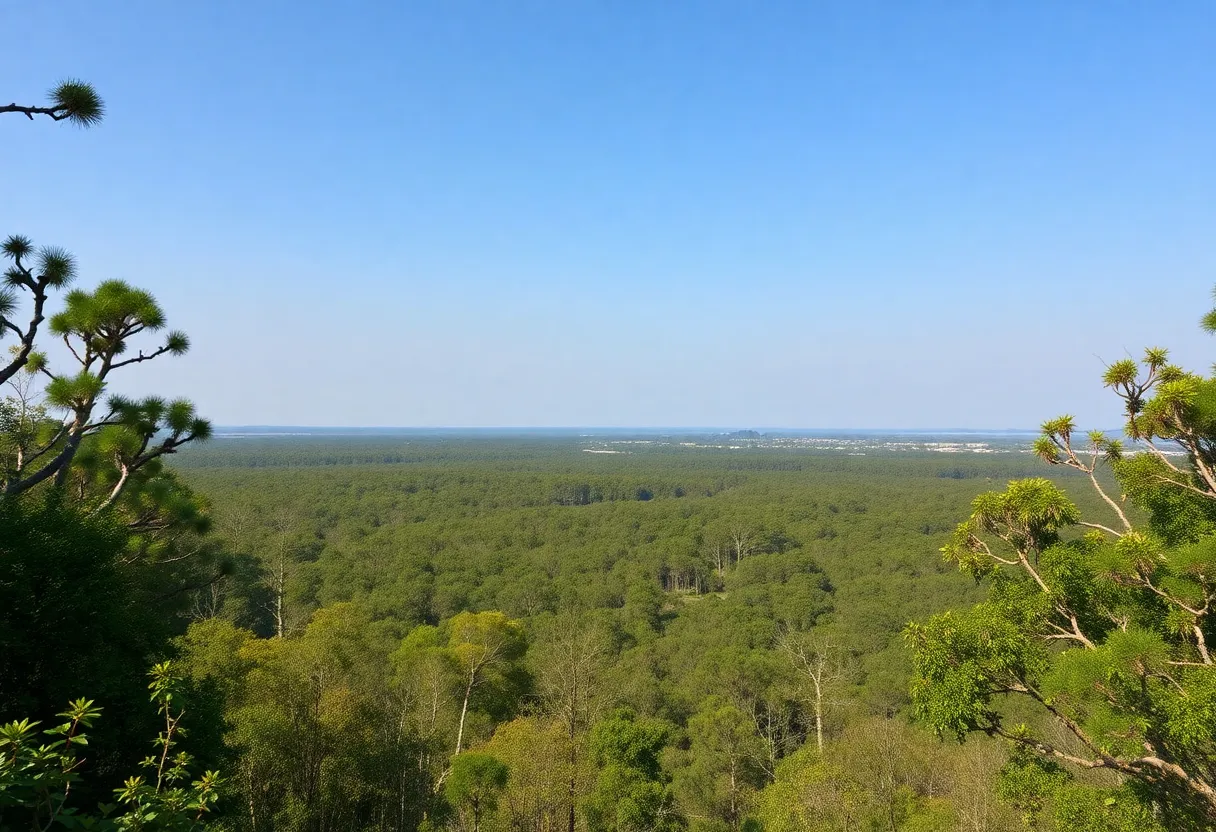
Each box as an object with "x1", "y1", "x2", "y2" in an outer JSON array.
[
  {"x1": 3, "y1": 2, "x2": 1214, "y2": 430},
  {"x1": 204, "y1": 424, "x2": 1059, "y2": 435}
]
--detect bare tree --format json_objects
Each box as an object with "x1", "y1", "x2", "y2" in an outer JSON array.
[
  {"x1": 778, "y1": 632, "x2": 852, "y2": 754},
  {"x1": 706, "y1": 538, "x2": 730, "y2": 578},
  {"x1": 535, "y1": 616, "x2": 609, "y2": 832},
  {"x1": 728, "y1": 523, "x2": 758, "y2": 566},
  {"x1": 259, "y1": 513, "x2": 307, "y2": 639}
]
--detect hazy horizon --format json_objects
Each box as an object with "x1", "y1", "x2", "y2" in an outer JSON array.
[
  {"x1": 206, "y1": 424, "x2": 1053, "y2": 435},
  {"x1": 4, "y1": 3, "x2": 1213, "y2": 429}
]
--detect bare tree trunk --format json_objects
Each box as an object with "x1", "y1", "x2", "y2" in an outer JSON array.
[
  {"x1": 568, "y1": 670, "x2": 578, "y2": 832},
  {"x1": 779, "y1": 633, "x2": 846, "y2": 756},
  {"x1": 274, "y1": 554, "x2": 286, "y2": 639},
  {"x1": 812, "y1": 666, "x2": 824, "y2": 754},
  {"x1": 729, "y1": 758, "x2": 739, "y2": 832},
  {"x1": 729, "y1": 525, "x2": 754, "y2": 566},
  {"x1": 455, "y1": 669, "x2": 474, "y2": 755}
]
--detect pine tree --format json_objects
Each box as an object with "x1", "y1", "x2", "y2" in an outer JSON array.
[{"x1": 906, "y1": 287, "x2": 1216, "y2": 827}]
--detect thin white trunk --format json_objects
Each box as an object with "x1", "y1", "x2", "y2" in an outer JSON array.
[{"x1": 455, "y1": 669, "x2": 474, "y2": 755}]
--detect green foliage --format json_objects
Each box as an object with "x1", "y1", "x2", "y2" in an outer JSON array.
[
  {"x1": 0, "y1": 80, "x2": 102, "y2": 127},
  {"x1": 585, "y1": 710, "x2": 682, "y2": 832},
  {"x1": 752, "y1": 716, "x2": 1009, "y2": 832},
  {"x1": 1115, "y1": 452, "x2": 1216, "y2": 544},
  {"x1": 677, "y1": 696, "x2": 767, "y2": 831},
  {"x1": 478, "y1": 717, "x2": 578, "y2": 832},
  {"x1": 49, "y1": 281, "x2": 167, "y2": 341},
  {"x1": 998, "y1": 751, "x2": 1169, "y2": 832},
  {"x1": 908, "y1": 291, "x2": 1216, "y2": 826},
  {"x1": 1203, "y1": 287, "x2": 1216, "y2": 335},
  {"x1": 161, "y1": 438, "x2": 1104, "y2": 830},
  {"x1": 0, "y1": 392, "x2": 49, "y2": 485},
  {"x1": 1, "y1": 237, "x2": 211, "y2": 516},
  {"x1": 0, "y1": 663, "x2": 219, "y2": 831},
  {"x1": 0, "y1": 698, "x2": 104, "y2": 830},
  {"x1": 906, "y1": 586, "x2": 1048, "y2": 738},
  {"x1": 47, "y1": 80, "x2": 105, "y2": 127},
  {"x1": 0, "y1": 497, "x2": 151, "y2": 718},
  {"x1": 0, "y1": 494, "x2": 232, "y2": 821},
  {"x1": 445, "y1": 753, "x2": 508, "y2": 831}
]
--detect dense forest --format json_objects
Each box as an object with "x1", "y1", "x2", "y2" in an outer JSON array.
[
  {"x1": 166, "y1": 441, "x2": 1104, "y2": 832},
  {"x1": 6, "y1": 81, "x2": 1216, "y2": 832},
  {"x1": 9, "y1": 415, "x2": 1212, "y2": 831}
]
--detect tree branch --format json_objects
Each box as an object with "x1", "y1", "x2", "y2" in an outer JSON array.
[
  {"x1": 1142, "y1": 439, "x2": 1184, "y2": 474},
  {"x1": 0, "y1": 284, "x2": 48, "y2": 387},
  {"x1": 62, "y1": 334, "x2": 84, "y2": 366},
  {"x1": 108, "y1": 343, "x2": 173, "y2": 370},
  {"x1": 0, "y1": 103, "x2": 75, "y2": 121},
  {"x1": 991, "y1": 726, "x2": 1107, "y2": 771},
  {"x1": 1149, "y1": 474, "x2": 1216, "y2": 502},
  {"x1": 1086, "y1": 472, "x2": 1133, "y2": 532},
  {"x1": 1078, "y1": 521, "x2": 1124, "y2": 537}
]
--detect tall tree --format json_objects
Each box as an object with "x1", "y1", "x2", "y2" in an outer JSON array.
[
  {"x1": 533, "y1": 613, "x2": 610, "y2": 832},
  {"x1": 906, "y1": 289, "x2": 1216, "y2": 827},
  {"x1": 482, "y1": 717, "x2": 576, "y2": 832},
  {"x1": 448, "y1": 611, "x2": 528, "y2": 755},
  {"x1": 777, "y1": 632, "x2": 851, "y2": 755},
  {"x1": 1, "y1": 272, "x2": 208, "y2": 498},
  {"x1": 678, "y1": 696, "x2": 767, "y2": 832},
  {"x1": 1, "y1": 77, "x2": 227, "y2": 823}
]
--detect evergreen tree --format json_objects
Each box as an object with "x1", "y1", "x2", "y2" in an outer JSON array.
[{"x1": 906, "y1": 289, "x2": 1216, "y2": 827}]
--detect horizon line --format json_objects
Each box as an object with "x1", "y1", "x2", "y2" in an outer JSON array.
[{"x1": 208, "y1": 425, "x2": 1064, "y2": 433}]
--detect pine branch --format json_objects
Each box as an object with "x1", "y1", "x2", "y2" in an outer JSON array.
[
  {"x1": 108, "y1": 343, "x2": 173, "y2": 370},
  {"x1": 1, "y1": 82, "x2": 104, "y2": 127},
  {"x1": 0, "y1": 284, "x2": 49, "y2": 387},
  {"x1": 0, "y1": 102, "x2": 70, "y2": 120}
]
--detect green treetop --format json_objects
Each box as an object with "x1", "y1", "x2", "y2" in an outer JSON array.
[
  {"x1": 906, "y1": 289, "x2": 1216, "y2": 828},
  {"x1": 445, "y1": 753, "x2": 509, "y2": 832},
  {"x1": 0, "y1": 239, "x2": 211, "y2": 518}
]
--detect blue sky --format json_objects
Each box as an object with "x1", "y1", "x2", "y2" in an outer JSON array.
[{"x1": 2, "y1": 2, "x2": 1213, "y2": 428}]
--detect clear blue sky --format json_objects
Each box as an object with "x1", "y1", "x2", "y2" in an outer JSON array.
[{"x1": 2, "y1": 2, "x2": 1213, "y2": 428}]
